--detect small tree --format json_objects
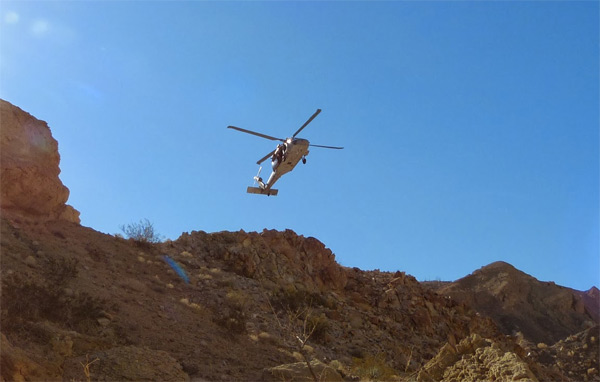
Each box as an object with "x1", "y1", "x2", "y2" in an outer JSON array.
[
  {"x1": 265, "y1": 289, "x2": 324, "y2": 382},
  {"x1": 119, "y1": 218, "x2": 162, "y2": 244}
]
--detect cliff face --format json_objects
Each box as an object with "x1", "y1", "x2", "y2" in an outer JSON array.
[{"x1": 0, "y1": 99, "x2": 80, "y2": 223}]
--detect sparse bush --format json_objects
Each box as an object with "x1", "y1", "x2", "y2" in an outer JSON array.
[
  {"x1": 351, "y1": 354, "x2": 396, "y2": 381},
  {"x1": 270, "y1": 286, "x2": 328, "y2": 312},
  {"x1": 213, "y1": 291, "x2": 248, "y2": 335},
  {"x1": 43, "y1": 256, "x2": 78, "y2": 288},
  {"x1": 307, "y1": 313, "x2": 330, "y2": 344},
  {"x1": 67, "y1": 292, "x2": 108, "y2": 333},
  {"x1": 225, "y1": 290, "x2": 248, "y2": 308},
  {"x1": 119, "y1": 218, "x2": 162, "y2": 245},
  {"x1": 263, "y1": 284, "x2": 333, "y2": 382}
]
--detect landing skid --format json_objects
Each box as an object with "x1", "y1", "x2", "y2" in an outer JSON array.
[{"x1": 247, "y1": 187, "x2": 278, "y2": 196}]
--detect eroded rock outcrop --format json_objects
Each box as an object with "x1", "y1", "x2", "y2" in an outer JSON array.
[
  {"x1": 171, "y1": 228, "x2": 347, "y2": 293},
  {"x1": 0, "y1": 99, "x2": 80, "y2": 223},
  {"x1": 416, "y1": 334, "x2": 539, "y2": 382}
]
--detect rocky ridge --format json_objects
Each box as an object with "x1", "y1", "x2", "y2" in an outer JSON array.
[{"x1": 427, "y1": 261, "x2": 598, "y2": 345}]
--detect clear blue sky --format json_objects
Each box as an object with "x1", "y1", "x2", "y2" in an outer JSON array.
[{"x1": 1, "y1": 1, "x2": 598, "y2": 291}]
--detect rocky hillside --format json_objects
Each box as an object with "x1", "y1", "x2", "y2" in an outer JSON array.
[
  {"x1": 425, "y1": 261, "x2": 598, "y2": 345},
  {"x1": 1, "y1": 99, "x2": 598, "y2": 382},
  {"x1": 2, "y1": 221, "x2": 598, "y2": 382},
  {"x1": 0, "y1": 218, "x2": 491, "y2": 381}
]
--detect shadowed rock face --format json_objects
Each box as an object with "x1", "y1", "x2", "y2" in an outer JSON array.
[
  {"x1": 0, "y1": 99, "x2": 80, "y2": 223},
  {"x1": 434, "y1": 261, "x2": 598, "y2": 344}
]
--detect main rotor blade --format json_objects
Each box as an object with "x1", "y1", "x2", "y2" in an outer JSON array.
[
  {"x1": 292, "y1": 109, "x2": 322, "y2": 138},
  {"x1": 310, "y1": 144, "x2": 344, "y2": 149},
  {"x1": 257, "y1": 149, "x2": 276, "y2": 165},
  {"x1": 227, "y1": 126, "x2": 285, "y2": 142}
]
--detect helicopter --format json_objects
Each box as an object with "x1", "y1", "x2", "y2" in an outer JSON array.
[{"x1": 227, "y1": 109, "x2": 343, "y2": 196}]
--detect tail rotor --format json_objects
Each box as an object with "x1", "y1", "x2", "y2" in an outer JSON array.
[{"x1": 253, "y1": 166, "x2": 264, "y2": 188}]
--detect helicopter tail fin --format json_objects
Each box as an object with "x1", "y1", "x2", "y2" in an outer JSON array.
[{"x1": 247, "y1": 187, "x2": 278, "y2": 196}]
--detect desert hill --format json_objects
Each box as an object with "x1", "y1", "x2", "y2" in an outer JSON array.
[
  {"x1": 1, "y1": 99, "x2": 598, "y2": 382},
  {"x1": 1, "y1": 217, "x2": 497, "y2": 381},
  {"x1": 424, "y1": 261, "x2": 598, "y2": 345}
]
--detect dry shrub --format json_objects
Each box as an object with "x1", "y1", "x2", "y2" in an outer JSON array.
[
  {"x1": 351, "y1": 353, "x2": 396, "y2": 381},
  {"x1": 307, "y1": 313, "x2": 330, "y2": 344},
  {"x1": 270, "y1": 286, "x2": 329, "y2": 312},
  {"x1": 119, "y1": 218, "x2": 162, "y2": 246},
  {"x1": 213, "y1": 291, "x2": 248, "y2": 335}
]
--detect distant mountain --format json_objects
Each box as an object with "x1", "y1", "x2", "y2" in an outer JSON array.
[{"x1": 428, "y1": 261, "x2": 598, "y2": 345}]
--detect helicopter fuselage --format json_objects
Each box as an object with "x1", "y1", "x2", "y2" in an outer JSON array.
[{"x1": 264, "y1": 138, "x2": 309, "y2": 189}]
